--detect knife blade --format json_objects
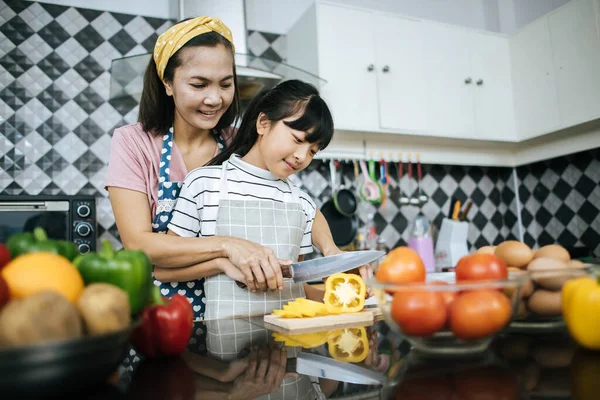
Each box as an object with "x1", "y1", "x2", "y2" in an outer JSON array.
[
  {"x1": 288, "y1": 352, "x2": 386, "y2": 385},
  {"x1": 283, "y1": 250, "x2": 385, "y2": 283},
  {"x1": 236, "y1": 250, "x2": 384, "y2": 289}
]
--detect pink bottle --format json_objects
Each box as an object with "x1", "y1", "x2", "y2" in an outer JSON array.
[{"x1": 407, "y1": 215, "x2": 436, "y2": 273}]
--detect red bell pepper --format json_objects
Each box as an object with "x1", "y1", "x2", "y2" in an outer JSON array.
[
  {"x1": 130, "y1": 285, "x2": 194, "y2": 357},
  {"x1": 0, "y1": 243, "x2": 11, "y2": 270},
  {"x1": 0, "y1": 275, "x2": 9, "y2": 309}
]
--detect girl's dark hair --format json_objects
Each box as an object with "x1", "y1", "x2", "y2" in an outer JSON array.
[
  {"x1": 138, "y1": 29, "x2": 240, "y2": 136},
  {"x1": 209, "y1": 79, "x2": 334, "y2": 166}
]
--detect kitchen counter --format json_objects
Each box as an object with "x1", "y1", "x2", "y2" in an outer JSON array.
[{"x1": 41, "y1": 317, "x2": 600, "y2": 399}]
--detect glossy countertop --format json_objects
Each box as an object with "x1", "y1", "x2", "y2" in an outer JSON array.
[{"x1": 42, "y1": 314, "x2": 597, "y2": 400}]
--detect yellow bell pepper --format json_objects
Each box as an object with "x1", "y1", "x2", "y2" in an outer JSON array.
[
  {"x1": 562, "y1": 276, "x2": 600, "y2": 350},
  {"x1": 324, "y1": 273, "x2": 366, "y2": 314},
  {"x1": 327, "y1": 327, "x2": 369, "y2": 363}
]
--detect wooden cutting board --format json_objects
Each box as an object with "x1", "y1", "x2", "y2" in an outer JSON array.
[{"x1": 263, "y1": 309, "x2": 376, "y2": 333}]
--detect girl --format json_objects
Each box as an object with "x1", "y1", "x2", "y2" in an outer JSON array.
[
  {"x1": 105, "y1": 16, "x2": 346, "y2": 322},
  {"x1": 167, "y1": 79, "x2": 334, "y2": 319}
]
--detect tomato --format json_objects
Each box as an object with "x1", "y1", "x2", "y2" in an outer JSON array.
[
  {"x1": 429, "y1": 281, "x2": 457, "y2": 307},
  {"x1": 454, "y1": 366, "x2": 519, "y2": 400},
  {"x1": 455, "y1": 253, "x2": 508, "y2": 282},
  {"x1": 449, "y1": 290, "x2": 512, "y2": 340},
  {"x1": 391, "y1": 290, "x2": 447, "y2": 337},
  {"x1": 376, "y1": 247, "x2": 426, "y2": 284}
]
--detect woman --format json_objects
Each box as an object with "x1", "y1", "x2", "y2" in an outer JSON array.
[{"x1": 105, "y1": 16, "x2": 348, "y2": 320}]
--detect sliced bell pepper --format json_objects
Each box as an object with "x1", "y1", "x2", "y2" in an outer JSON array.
[
  {"x1": 273, "y1": 298, "x2": 329, "y2": 318},
  {"x1": 6, "y1": 227, "x2": 78, "y2": 261},
  {"x1": 130, "y1": 285, "x2": 194, "y2": 357},
  {"x1": 562, "y1": 276, "x2": 600, "y2": 350},
  {"x1": 327, "y1": 327, "x2": 369, "y2": 363},
  {"x1": 73, "y1": 239, "x2": 153, "y2": 315},
  {"x1": 324, "y1": 273, "x2": 366, "y2": 314},
  {"x1": 272, "y1": 332, "x2": 328, "y2": 348}
]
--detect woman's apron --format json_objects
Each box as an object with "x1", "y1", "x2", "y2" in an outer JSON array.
[
  {"x1": 152, "y1": 127, "x2": 227, "y2": 320},
  {"x1": 117, "y1": 129, "x2": 226, "y2": 387},
  {"x1": 204, "y1": 160, "x2": 317, "y2": 400}
]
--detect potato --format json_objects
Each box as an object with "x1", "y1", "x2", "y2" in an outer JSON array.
[
  {"x1": 534, "y1": 245, "x2": 570, "y2": 262},
  {"x1": 0, "y1": 291, "x2": 82, "y2": 347},
  {"x1": 77, "y1": 283, "x2": 131, "y2": 335},
  {"x1": 527, "y1": 290, "x2": 562, "y2": 317},
  {"x1": 495, "y1": 241, "x2": 533, "y2": 268}
]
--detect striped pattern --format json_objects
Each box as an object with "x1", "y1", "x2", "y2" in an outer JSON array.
[{"x1": 168, "y1": 155, "x2": 316, "y2": 255}]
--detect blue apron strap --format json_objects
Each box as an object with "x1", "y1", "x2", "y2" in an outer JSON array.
[{"x1": 158, "y1": 128, "x2": 175, "y2": 192}]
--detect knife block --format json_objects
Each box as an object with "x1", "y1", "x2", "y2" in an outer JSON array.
[{"x1": 434, "y1": 218, "x2": 469, "y2": 272}]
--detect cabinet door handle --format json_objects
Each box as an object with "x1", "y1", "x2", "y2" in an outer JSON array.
[
  {"x1": 464, "y1": 77, "x2": 472, "y2": 84},
  {"x1": 476, "y1": 79, "x2": 484, "y2": 85},
  {"x1": 382, "y1": 65, "x2": 390, "y2": 73},
  {"x1": 367, "y1": 64, "x2": 374, "y2": 72}
]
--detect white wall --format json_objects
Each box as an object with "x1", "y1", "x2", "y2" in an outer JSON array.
[
  {"x1": 245, "y1": 0, "x2": 313, "y2": 34},
  {"x1": 498, "y1": 0, "x2": 571, "y2": 34},
  {"x1": 33, "y1": 0, "x2": 179, "y2": 19}
]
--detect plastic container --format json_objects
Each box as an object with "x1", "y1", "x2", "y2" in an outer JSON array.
[
  {"x1": 368, "y1": 271, "x2": 529, "y2": 357},
  {"x1": 407, "y1": 215, "x2": 435, "y2": 273}
]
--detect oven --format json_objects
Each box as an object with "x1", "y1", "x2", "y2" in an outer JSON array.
[{"x1": 0, "y1": 195, "x2": 98, "y2": 255}]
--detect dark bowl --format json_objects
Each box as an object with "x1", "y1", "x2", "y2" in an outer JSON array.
[{"x1": 0, "y1": 324, "x2": 136, "y2": 398}]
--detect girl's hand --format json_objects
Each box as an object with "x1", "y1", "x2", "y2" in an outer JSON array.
[{"x1": 222, "y1": 238, "x2": 290, "y2": 292}]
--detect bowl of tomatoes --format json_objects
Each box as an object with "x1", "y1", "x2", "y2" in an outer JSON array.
[{"x1": 369, "y1": 248, "x2": 529, "y2": 357}]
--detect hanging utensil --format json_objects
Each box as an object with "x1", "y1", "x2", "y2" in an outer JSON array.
[
  {"x1": 398, "y1": 153, "x2": 409, "y2": 205},
  {"x1": 416, "y1": 153, "x2": 428, "y2": 205},
  {"x1": 332, "y1": 161, "x2": 358, "y2": 217},
  {"x1": 359, "y1": 160, "x2": 381, "y2": 203},
  {"x1": 408, "y1": 154, "x2": 420, "y2": 206},
  {"x1": 380, "y1": 157, "x2": 388, "y2": 208}
]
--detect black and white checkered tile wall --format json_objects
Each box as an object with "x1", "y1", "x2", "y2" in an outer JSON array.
[
  {"x1": 516, "y1": 148, "x2": 600, "y2": 257},
  {"x1": 0, "y1": 0, "x2": 174, "y2": 247},
  {"x1": 294, "y1": 160, "x2": 520, "y2": 253},
  {"x1": 1, "y1": 0, "x2": 598, "y2": 256}
]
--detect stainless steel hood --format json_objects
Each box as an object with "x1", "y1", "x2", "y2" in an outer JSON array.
[{"x1": 109, "y1": 0, "x2": 324, "y2": 104}]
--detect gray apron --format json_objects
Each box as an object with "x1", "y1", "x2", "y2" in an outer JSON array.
[{"x1": 205, "y1": 160, "x2": 318, "y2": 400}]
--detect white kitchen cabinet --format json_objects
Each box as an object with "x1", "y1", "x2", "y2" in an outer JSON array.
[
  {"x1": 510, "y1": 17, "x2": 561, "y2": 140},
  {"x1": 421, "y1": 22, "x2": 475, "y2": 138},
  {"x1": 316, "y1": 4, "x2": 379, "y2": 131},
  {"x1": 374, "y1": 14, "x2": 429, "y2": 133},
  {"x1": 548, "y1": 0, "x2": 600, "y2": 128},
  {"x1": 471, "y1": 32, "x2": 517, "y2": 141}
]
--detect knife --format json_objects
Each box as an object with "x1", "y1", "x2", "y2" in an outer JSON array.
[
  {"x1": 287, "y1": 352, "x2": 386, "y2": 385},
  {"x1": 236, "y1": 250, "x2": 385, "y2": 289}
]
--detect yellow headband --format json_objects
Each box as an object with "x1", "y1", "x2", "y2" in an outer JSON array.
[{"x1": 153, "y1": 16, "x2": 235, "y2": 80}]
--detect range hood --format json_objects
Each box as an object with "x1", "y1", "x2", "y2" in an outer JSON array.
[{"x1": 109, "y1": 0, "x2": 325, "y2": 104}]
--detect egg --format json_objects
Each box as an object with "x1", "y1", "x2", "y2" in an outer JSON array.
[
  {"x1": 527, "y1": 257, "x2": 569, "y2": 290},
  {"x1": 476, "y1": 246, "x2": 496, "y2": 255},
  {"x1": 567, "y1": 259, "x2": 585, "y2": 268},
  {"x1": 527, "y1": 289, "x2": 562, "y2": 317},
  {"x1": 534, "y1": 244, "x2": 570, "y2": 262},
  {"x1": 495, "y1": 241, "x2": 534, "y2": 268}
]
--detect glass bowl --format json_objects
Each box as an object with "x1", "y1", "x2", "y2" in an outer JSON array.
[
  {"x1": 367, "y1": 271, "x2": 529, "y2": 357},
  {"x1": 508, "y1": 264, "x2": 593, "y2": 334}
]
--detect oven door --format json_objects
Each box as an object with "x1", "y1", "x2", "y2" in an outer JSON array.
[{"x1": 0, "y1": 201, "x2": 70, "y2": 244}]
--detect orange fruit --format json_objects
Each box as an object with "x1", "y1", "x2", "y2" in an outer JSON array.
[
  {"x1": 375, "y1": 246, "x2": 426, "y2": 284},
  {"x1": 1, "y1": 253, "x2": 84, "y2": 302}
]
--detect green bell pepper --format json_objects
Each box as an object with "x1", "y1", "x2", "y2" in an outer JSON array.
[
  {"x1": 6, "y1": 227, "x2": 79, "y2": 261},
  {"x1": 73, "y1": 240, "x2": 153, "y2": 315}
]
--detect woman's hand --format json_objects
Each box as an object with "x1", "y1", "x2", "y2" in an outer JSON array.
[
  {"x1": 229, "y1": 347, "x2": 288, "y2": 399},
  {"x1": 222, "y1": 238, "x2": 290, "y2": 292}
]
